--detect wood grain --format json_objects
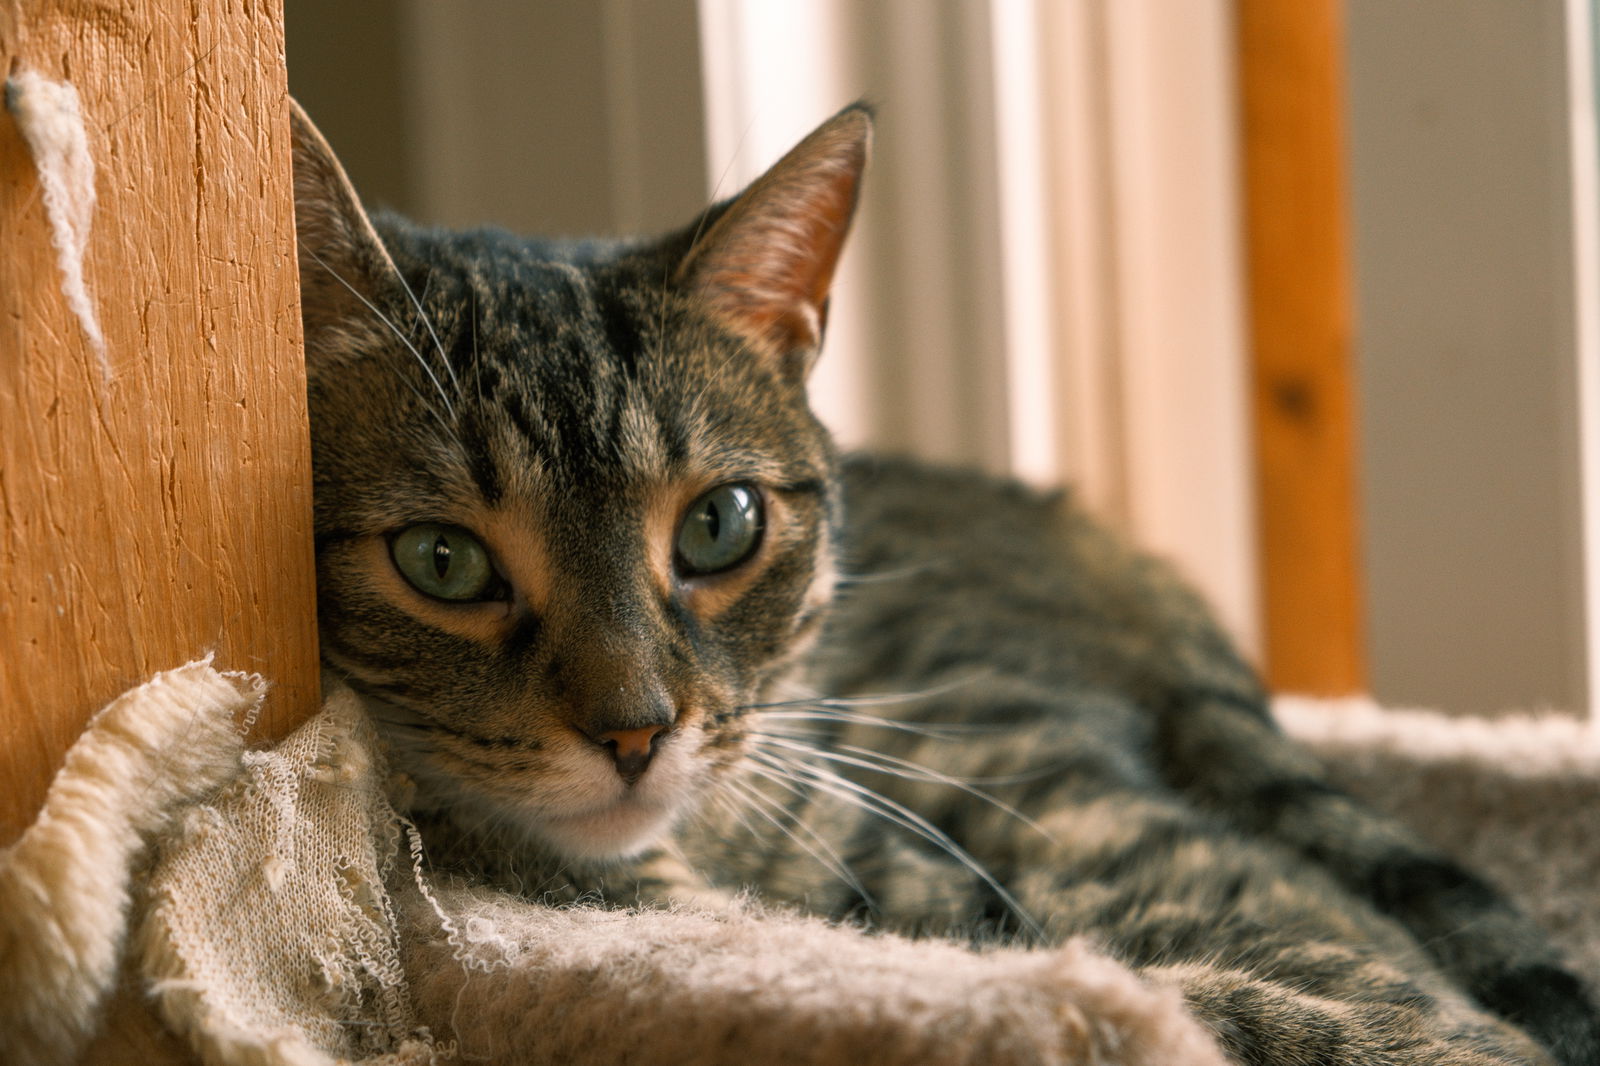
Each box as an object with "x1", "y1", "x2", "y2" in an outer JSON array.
[
  {"x1": 0, "y1": 0, "x2": 318, "y2": 846},
  {"x1": 1237, "y1": 0, "x2": 1366, "y2": 695}
]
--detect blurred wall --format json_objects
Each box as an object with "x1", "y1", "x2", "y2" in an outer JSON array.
[
  {"x1": 285, "y1": 0, "x2": 415, "y2": 215},
  {"x1": 1347, "y1": 0, "x2": 1588, "y2": 713},
  {"x1": 286, "y1": 0, "x2": 708, "y2": 236}
]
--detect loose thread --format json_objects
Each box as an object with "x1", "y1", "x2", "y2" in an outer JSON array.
[{"x1": 5, "y1": 68, "x2": 110, "y2": 378}]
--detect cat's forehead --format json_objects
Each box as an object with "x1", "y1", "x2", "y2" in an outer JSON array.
[{"x1": 392, "y1": 238, "x2": 820, "y2": 519}]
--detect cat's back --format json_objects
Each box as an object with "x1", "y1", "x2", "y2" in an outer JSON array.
[
  {"x1": 793, "y1": 454, "x2": 1596, "y2": 1065},
  {"x1": 816, "y1": 453, "x2": 1257, "y2": 708}
]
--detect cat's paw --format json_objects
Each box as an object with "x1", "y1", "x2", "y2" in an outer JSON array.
[{"x1": 630, "y1": 849, "x2": 738, "y2": 912}]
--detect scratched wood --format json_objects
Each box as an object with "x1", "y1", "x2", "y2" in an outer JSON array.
[
  {"x1": 0, "y1": 1, "x2": 318, "y2": 840},
  {"x1": 1237, "y1": 0, "x2": 1366, "y2": 695},
  {"x1": 1, "y1": 0, "x2": 317, "y2": 1058}
]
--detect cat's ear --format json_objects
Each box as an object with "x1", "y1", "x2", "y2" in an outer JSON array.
[
  {"x1": 289, "y1": 99, "x2": 399, "y2": 362},
  {"x1": 677, "y1": 104, "x2": 872, "y2": 381}
]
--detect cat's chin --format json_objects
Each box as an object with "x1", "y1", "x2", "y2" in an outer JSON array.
[{"x1": 527, "y1": 795, "x2": 683, "y2": 862}]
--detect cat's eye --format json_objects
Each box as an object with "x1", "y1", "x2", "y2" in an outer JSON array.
[
  {"x1": 390, "y1": 523, "x2": 501, "y2": 602},
  {"x1": 676, "y1": 484, "x2": 764, "y2": 576}
]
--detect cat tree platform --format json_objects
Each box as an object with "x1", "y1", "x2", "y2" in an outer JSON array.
[{"x1": 2, "y1": 661, "x2": 1594, "y2": 1066}]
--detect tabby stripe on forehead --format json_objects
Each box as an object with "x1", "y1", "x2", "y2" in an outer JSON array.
[
  {"x1": 450, "y1": 298, "x2": 479, "y2": 380},
  {"x1": 601, "y1": 387, "x2": 629, "y2": 461},
  {"x1": 593, "y1": 278, "x2": 644, "y2": 379},
  {"x1": 502, "y1": 393, "x2": 550, "y2": 457},
  {"x1": 653, "y1": 401, "x2": 693, "y2": 467},
  {"x1": 551, "y1": 342, "x2": 615, "y2": 472},
  {"x1": 458, "y1": 415, "x2": 505, "y2": 505}
]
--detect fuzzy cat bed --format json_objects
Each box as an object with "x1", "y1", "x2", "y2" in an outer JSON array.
[{"x1": 3, "y1": 662, "x2": 1596, "y2": 1066}]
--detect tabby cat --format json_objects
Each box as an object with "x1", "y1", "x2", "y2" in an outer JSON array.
[{"x1": 290, "y1": 101, "x2": 1600, "y2": 1065}]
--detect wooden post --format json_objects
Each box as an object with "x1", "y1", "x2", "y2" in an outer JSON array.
[
  {"x1": 1, "y1": 0, "x2": 318, "y2": 845},
  {"x1": 2, "y1": 0, "x2": 317, "y2": 1057},
  {"x1": 1237, "y1": 0, "x2": 1366, "y2": 694}
]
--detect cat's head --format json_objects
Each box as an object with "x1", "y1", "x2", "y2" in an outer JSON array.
[{"x1": 290, "y1": 102, "x2": 869, "y2": 864}]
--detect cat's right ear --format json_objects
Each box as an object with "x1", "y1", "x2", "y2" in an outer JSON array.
[
  {"x1": 676, "y1": 104, "x2": 871, "y2": 384},
  {"x1": 289, "y1": 100, "x2": 398, "y2": 364}
]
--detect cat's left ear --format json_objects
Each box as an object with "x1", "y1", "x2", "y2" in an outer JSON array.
[
  {"x1": 288, "y1": 98, "x2": 402, "y2": 369},
  {"x1": 677, "y1": 104, "x2": 872, "y2": 382}
]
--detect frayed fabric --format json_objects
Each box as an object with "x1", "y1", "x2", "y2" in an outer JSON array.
[
  {"x1": 0, "y1": 658, "x2": 259, "y2": 1066},
  {"x1": 136, "y1": 682, "x2": 1226, "y2": 1065},
  {"x1": 140, "y1": 685, "x2": 440, "y2": 1066}
]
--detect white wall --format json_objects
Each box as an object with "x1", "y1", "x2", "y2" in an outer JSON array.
[
  {"x1": 289, "y1": 0, "x2": 710, "y2": 239},
  {"x1": 1347, "y1": 0, "x2": 1591, "y2": 713}
]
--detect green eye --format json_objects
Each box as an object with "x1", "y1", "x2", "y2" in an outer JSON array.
[
  {"x1": 391, "y1": 523, "x2": 499, "y2": 601},
  {"x1": 676, "y1": 484, "x2": 764, "y2": 576}
]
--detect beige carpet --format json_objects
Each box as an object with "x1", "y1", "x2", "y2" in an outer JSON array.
[{"x1": 1277, "y1": 696, "x2": 1600, "y2": 987}]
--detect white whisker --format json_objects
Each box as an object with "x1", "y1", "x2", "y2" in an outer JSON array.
[
  {"x1": 718, "y1": 776, "x2": 874, "y2": 908},
  {"x1": 471, "y1": 287, "x2": 487, "y2": 410},
  {"x1": 389, "y1": 258, "x2": 461, "y2": 396},
  {"x1": 753, "y1": 734, "x2": 1055, "y2": 840},
  {"x1": 755, "y1": 708, "x2": 1011, "y2": 739},
  {"x1": 832, "y1": 562, "x2": 940, "y2": 587},
  {"x1": 308, "y1": 249, "x2": 457, "y2": 424},
  {"x1": 747, "y1": 749, "x2": 1044, "y2": 941},
  {"x1": 745, "y1": 673, "x2": 991, "y2": 714}
]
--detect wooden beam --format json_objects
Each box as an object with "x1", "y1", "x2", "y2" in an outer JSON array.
[
  {"x1": 0, "y1": 2, "x2": 318, "y2": 844},
  {"x1": 1237, "y1": 0, "x2": 1366, "y2": 694}
]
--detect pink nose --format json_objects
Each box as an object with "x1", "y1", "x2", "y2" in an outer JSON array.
[{"x1": 600, "y1": 725, "x2": 665, "y2": 784}]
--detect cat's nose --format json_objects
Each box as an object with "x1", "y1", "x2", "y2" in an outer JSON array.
[{"x1": 599, "y1": 724, "x2": 665, "y2": 785}]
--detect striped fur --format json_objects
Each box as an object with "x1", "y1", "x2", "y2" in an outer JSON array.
[{"x1": 291, "y1": 102, "x2": 1599, "y2": 1065}]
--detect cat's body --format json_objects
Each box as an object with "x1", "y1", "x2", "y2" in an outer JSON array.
[{"x1": 292, "y1": 103, "x2": 1600, "y2": 1065}]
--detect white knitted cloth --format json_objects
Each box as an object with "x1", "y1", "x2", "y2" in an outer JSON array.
[{"x1": 140, "y1": 686, "x2": 441, "y2": 1065}]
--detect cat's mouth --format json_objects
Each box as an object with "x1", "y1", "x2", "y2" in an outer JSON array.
[
  {"x1": 510, "y1": 734, "x2": 704, "y2": 861},
  {"x1": 356, "y1": 689, "x2": 706, "y2": 862}
]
